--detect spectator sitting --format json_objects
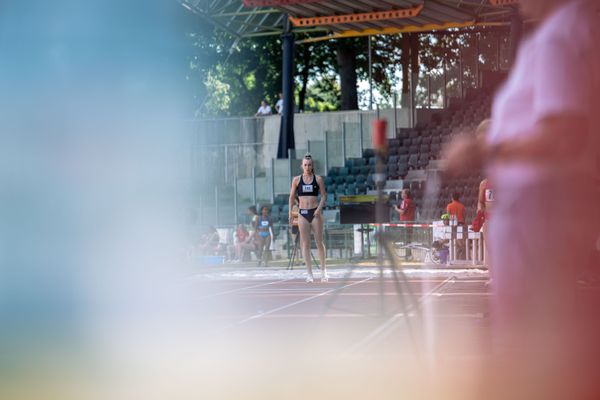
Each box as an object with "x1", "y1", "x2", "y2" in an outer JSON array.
[
  {"x1": 198, "y1": 225, "x2": 220, "y2": 255},
  {"x1": 255, "y1": 100, "x2": 272, "y2": 116},
  {"x1": 233, "y1": 224, "x2": 250, "y2": 262},
  {"x1": 240, "y1": 230, "x2": 260, "y2": 261},
  {"x1": 432, "y1": 239, "x2": 450, "y2": 265}
]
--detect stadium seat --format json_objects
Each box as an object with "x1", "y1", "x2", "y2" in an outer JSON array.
[
  {"x1": 397, "y1": 165, "x2": 408, "y2": 178},
  {"x1": 389, "y1": 191, "x2": 397, "y2": 203},
  {"x1": 387, "y1": 164, "x2": 398, "y2": 178},
  {"x1": 397, "y1": 146, "x2": 409, "y2": 155},
  {"x1": 345, "y1": 184, "x2": 357, "y2": 196},
  {"x1": 408, "y1": 154, "x2": 419, "y2": 169},
  {"x1": 326, "y1": 193, "x2": 336, "y2": 208},
  {"x1": 352, "y1": 157, "x2": 365, "y2": 167},
  {"x1": 363, "y1": 149, "x2": 375, "y2": 158}
]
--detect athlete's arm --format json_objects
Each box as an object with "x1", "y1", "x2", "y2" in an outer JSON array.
[
  {"x1": 477, "y1": 180, "x2": 486, "y2": 212},
  {"x1": 289, "y1": 176, "x2": 299, "y2": 224},
  {"x1": 315, "y1": 176, "x2": 326, "y2": 217}
]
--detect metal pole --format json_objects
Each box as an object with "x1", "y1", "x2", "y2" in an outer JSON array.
[
  {"x1": 459, "y1": 44, "x2": 464, "y2": 99},
  {"x1": 393, "y1": 93, "x2": 397, "y2": 136},
  {"x1": 408, "y1": 73, "x2": 414, "y2": 127},
  {"x1": 235, "y1": 144, "x2": 240, "y2": 180},
  {"x1": 271, "y1": 158, "x2": 275, "y2": 203},
  {"x1": 443, "y1": 41, "x2": 448, "y2": 108},
  {"x1": 224, "y1": 145, "x2": 229, "y2": 184},
  {"x1": 368, "y1": 35, "x2": 373, "y2": 110},
  {"x1": 288, "y1": 148, "x2": 293, "y2": 186},
  {"x1": 324, "y1": 131, "x2": 329, "y2": 174},
  {"x1": 427, "y1": 72, "x2": 432, "y2": 109},
  {"x1": 359, "y1": 114, "x2": 364, "y2": 155},
  {"x1": 341, "y1": 123, "x2": 346, "y2": 162},
  {"x1": 215, "y1": 186, "x2": 219, "y2": 226},
  {"x1": 279, "y1": 14, "x2": 296, "y2": 159},
  {"x1": 252, "y1": 166, "x2": 257, "y2": 208},
  {"x1": 234, "y1": 178, "x2": 239, "y2": 225},
  {"x1": 475, "y1": 32, "x2": 480, "y2": 88}
]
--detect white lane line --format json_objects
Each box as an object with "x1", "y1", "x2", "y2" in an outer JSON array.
[
  {"x1": 344, "y1": 277, "x2": 454, "y2": 355},
  {"x1": 198, "y1": 278, "x2": 295, "y2": 300},
  {"x1": 216, "y1": 277, "x2": 374, "y2": 332},
  {"x1": 240, "y1": 291, "x2": 489, "y2": 298},
  {"x1": 214, "y1": 311, "x2": 485, "y2": 320},
  {"x1": 261, "y1": 312, "x2": 486, "y2": 319}
]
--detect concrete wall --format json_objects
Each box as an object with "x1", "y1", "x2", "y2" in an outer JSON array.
[{"x1": 192, "y1": 107, "x2": 445, "y2": 201}]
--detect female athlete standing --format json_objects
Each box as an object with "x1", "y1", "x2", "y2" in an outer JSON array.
[{"x1": 289, "y1": 154, "x2": 327, "y2": 282}]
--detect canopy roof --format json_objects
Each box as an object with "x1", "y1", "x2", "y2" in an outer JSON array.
[{"x1": 181, "y1": 0, "x2": 518, "y2": 40}]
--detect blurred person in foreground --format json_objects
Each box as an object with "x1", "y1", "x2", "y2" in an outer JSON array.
[{"x1": 444, "y1": 0, "x2": 600, "y2": 398}]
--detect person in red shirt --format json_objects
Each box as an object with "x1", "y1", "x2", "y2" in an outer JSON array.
[
  {"x1": 394, "y1": 188, "x2": 416, "y2": 221},
  {"x1": 394, "y1": 189, "x2": 416, "y2": 259},
  {"x1": 447, "y1": 192, "x2": 467, "y2": 259},
  {"x1": 446, "y1": 192, "x2": 466, "y2": 225}
]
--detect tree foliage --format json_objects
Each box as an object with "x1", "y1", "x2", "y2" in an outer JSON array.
[{"x1": 187, "y1": 21, "x2": 508, "y2": 117}]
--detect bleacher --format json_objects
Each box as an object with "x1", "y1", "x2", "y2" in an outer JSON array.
[
  {"x1": 238, "y1": 90, "x2": 492, "y2": 226},
  {"x1": 323, "y1": 89, "x2": 492, "y2": 221}
]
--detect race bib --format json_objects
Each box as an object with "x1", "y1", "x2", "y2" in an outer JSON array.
[
  {"x1": 261, "y1": 220, "x2": 269, "y2": 226},
  {"x1": 300, "y1": 209, "x2": 308, "y2": 215},
  {"x1": 302, "y1": 184, "x2": 313, "y2": 192},
  {"x1": 485, "y1": 189, "x2": 495, "y2": 202}
]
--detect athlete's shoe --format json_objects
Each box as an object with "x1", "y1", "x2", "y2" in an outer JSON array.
[
  {"x1": 321, "y1": 272, "x2": 329, "y2": 283},
  {"x1": 305, "y1": 275, "x2": 314, "y2": 283}
]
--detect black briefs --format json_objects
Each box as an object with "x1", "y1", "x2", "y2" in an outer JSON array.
[{"x1": 299, "y1": 208, "x2": 317, "y2": 223}]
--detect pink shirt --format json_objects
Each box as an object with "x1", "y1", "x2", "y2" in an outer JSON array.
[{"x1": 488, "y1": 0, "x2": 600, "y2": 194}]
